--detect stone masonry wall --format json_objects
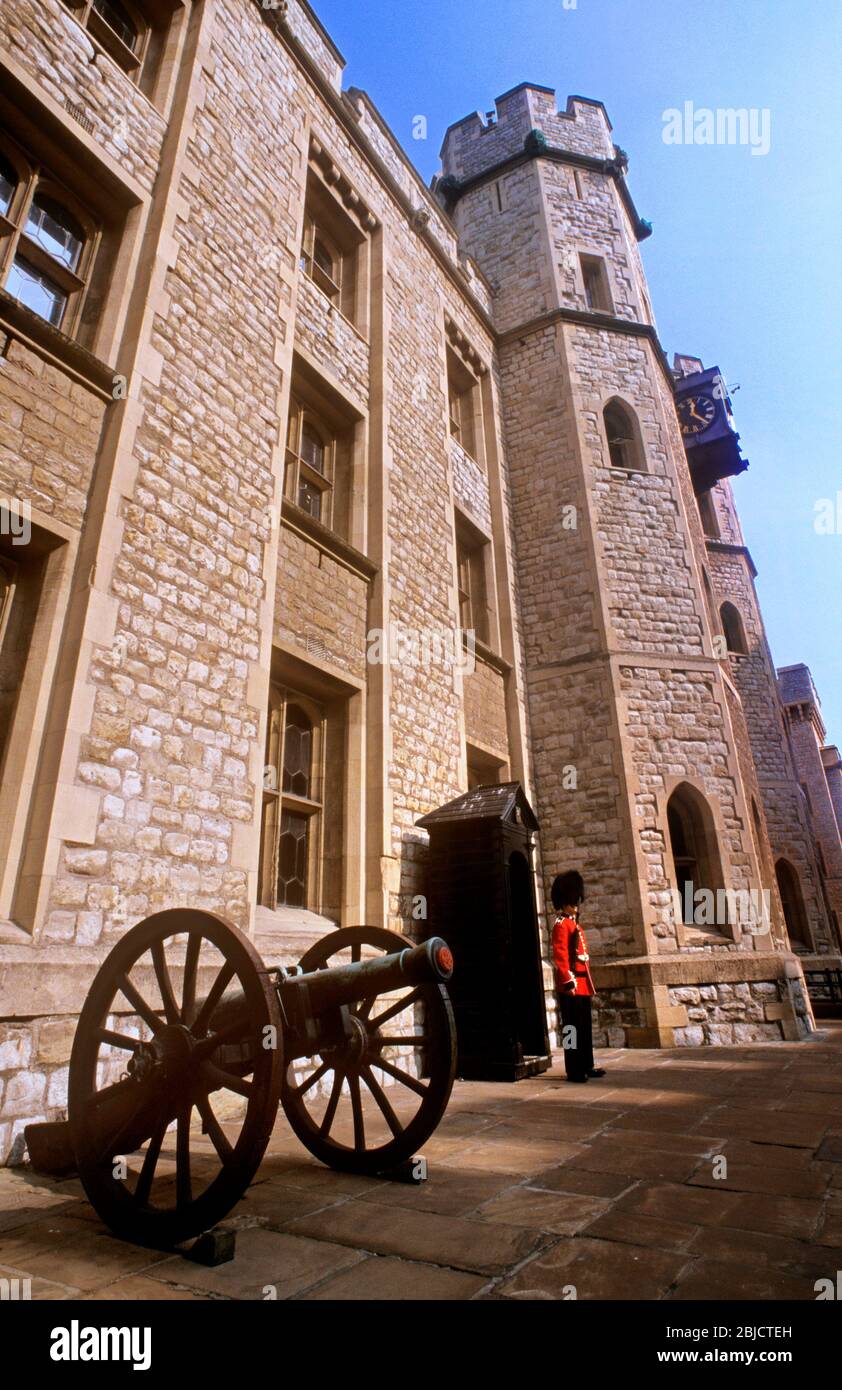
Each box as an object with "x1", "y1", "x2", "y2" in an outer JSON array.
[
  {"x1": 0, "y1": 0, "x2": 166, "y2": 193},
  {"x1": 0, "y1": 338, "x2": 105, "y2": 529}
]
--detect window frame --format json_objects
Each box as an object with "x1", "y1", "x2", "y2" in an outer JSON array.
[
  {"x1": 446, "y1": 347, "x2": 481, "y2": 463},
  {"x1": 62, "y1": 0, "x2": 151, "y2": 78},
  {"x1": 300, "y1": 215, "x2": 343, "y2": 305},
  {"x1": 602, "y1": 397, "x2": 646, "y2": 474},
  {"x1": 455, "y1": 511, "x2": 492, "y2": 647},
  {"x1": 580, "y1": 253, "x2": 614, "y2": 314},
  {"x1": 259, "y1": 686, "x2": 325, "y2": 912},
  {"x1": 285, "y1": 396, "x2": 335, "y2": 529},
  {"x1": 0, "y1": 133, "x2": 100, "y2": 339}
]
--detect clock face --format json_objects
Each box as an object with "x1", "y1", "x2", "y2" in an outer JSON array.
[{"x1": 678, "y1": 393, "x2": 717, "y2": 436}]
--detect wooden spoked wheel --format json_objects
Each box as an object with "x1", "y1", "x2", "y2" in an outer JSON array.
[
  {"x1": 281, "y1": 927, "x2": 456, "y2": 1175},
  {"x1": 68, "y1": 909, "x2": 283, "y2": 1246}
]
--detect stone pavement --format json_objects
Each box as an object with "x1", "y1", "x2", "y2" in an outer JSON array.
[{"x1": 2, "y1": 1024, "x2": 842, "y2": 1301}]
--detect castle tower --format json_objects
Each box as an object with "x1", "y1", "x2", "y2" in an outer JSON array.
[
  {"x1": 697, "y1": 445, "x2": 842, "y2": 966},
  {"x1": 777, "y1": 665, "x2": 842, "y2": 950},
  {"x1": 438, "y1": 85, "x2": 813, "y2": 1045}
]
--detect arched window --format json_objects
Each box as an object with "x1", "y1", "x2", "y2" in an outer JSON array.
[
  {"x1": 667, "y1": 783, "x2": 726, "y2": 927},
  {"x1": 603, "y1": 399, "x2": 645, "y2": 473},
  {"x1": 720, "y1": 602, "x2": 748, "y2": 655},
  {"x1": 0, "y1": 154, "x2": 18, "y2": 217},
  {"x1": 775, "y1": 859, "x2": 810, "y2": 949}
]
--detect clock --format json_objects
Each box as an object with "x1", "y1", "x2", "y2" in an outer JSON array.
[{"x1": 677, "y1": 393, "x2": 717, "y2": 437}]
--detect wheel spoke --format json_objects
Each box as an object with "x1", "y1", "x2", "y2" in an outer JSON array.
[
  {"x1": 361, "y1": 1065, "x2": 404, "y2": 1137},
  {"x1": 374, "y1": 1055, "x2": 428, "y2": 1098},
  {"x1": 201, "y1": 1062, "x2": 254, "y2": 1100},
  {"x1": 348, "y1": 1073, "x2": 365, "y2": 1151},
  {"x1": 196, "y1": 1093, "x2": 233, "y2": 1162},
  {"x1": 95, "y1": 1028, "x2": 141, "y2": 1053},
  {"x1": 133, "y1": 1117, "x2": 167, "y2": 1207},
  {"x1": 319, "y1": 1069, "x2": 344, "y2": 1137},
  {"x1": 117, "y1": 974, "x2": 163, "y2": 1035},
  {"x1": 192, "y1": 961, "x2": 236, "y2": 1036},
  {"x1": 367, "y1": 986, "x2": 422, "y2": 1033},
  {"x1": 182, "y1": 931, "x2": 201, "y2": 1025},
  {"x1": 295, "y1": 1060, "x2": 329, "y2": 1097},
  {"x1": 151, "y1": 941, "x2": 180, "y2": 1025},
  {"x1": 176, "y1": 1106, "x2": 192, "y2": 1207}
]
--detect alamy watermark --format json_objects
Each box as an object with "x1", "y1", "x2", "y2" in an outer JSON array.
[
  {"x1": 366, "y1": 624, "x2": 476, "y2": 676},
  {"x1": 662, "y1": 102, "x2": 771, "y2": 157},
  {"x1": 0, "y1": 498, "x2": 31, "y2": 545},
  {"x1": 664, "y1": 883, "x2": 772, "y2": 932}
]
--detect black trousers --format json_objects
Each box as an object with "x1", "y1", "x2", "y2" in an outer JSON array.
[{"x1": 558, "y1": 993, "x2": 595, "y2": 1080}]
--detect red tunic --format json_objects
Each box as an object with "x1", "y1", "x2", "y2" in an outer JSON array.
[{"x1": 552, "y1": 914, "x2": 595, "y2": 998}]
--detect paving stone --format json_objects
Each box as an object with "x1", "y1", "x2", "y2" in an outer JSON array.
[
  {"x1": 579, "y1": 1208, "x2": 699, "y2": 1253},
  {"x1": 615, "y1": 1181, "x2": 745, "y2": 1228},
  {"x1": 715, "y1": 1192, "x2": 824, "y2": 1241},
  {"x1": 666, "y1": 1257, "x2": 815, "y2": 1301},
  {"x1": 80, "y1": 1275, "x2": 212, "y2": 1300},
  {"x1": 150, "y1": 1227, "x2": 363, "y2": 1300},
  {"x1": 358, "y1": 1166, "x2": 517, "y2": 1217},
  {"x1": 694, "y1": 1107, "x2": 828, "y2": 1148},
  {"x1": 436, "y1": 1132, "x2": 584, "y2": 1175},
  {"x1": 689, "y1": 1161, "x2": 829, "y2": 1200},
  {"x1": 286, "y1": 1199, "x2": 549, "y2": 1275},
  {"x1": 229, "y1": 1179, "x2": 348, "y2": 1228},
  {"x1": 473, "y1": 1187, "x2": 610, "y2": 1235},
  {"x1": 686, "y1": 1226, "x2": 835, "y2": 1278},
  {"x1": 0, "y1": 1173, "x2": 80, "y2": 1233},
  {"x1": 0, "y1": 1215, "x2": 168, "y2": 1292},
  {"x1": 297, "y1": 1255, "x2": 487, "y2": 1300},
  {"x1": 496, "y1": 1236, "x2": 689, "y2": 1301},
  {"x1": 571, "y1": 1139, "x2": 703, "y2": 1184},
  {"x1": 0, "y1": 1264, "x2": 79, "y2": 1299},
  {"x1": 531, "y1": 1165, "x2": 636, "y2": 1199}
]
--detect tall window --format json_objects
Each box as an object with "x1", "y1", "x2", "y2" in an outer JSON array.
[
  {"x1": 260, "y1": 689, "x2": 323, "y2": 910},
  {"x1": 698, "y1": 489, "x2": 720, "y2": 538},
  {"x1": 285, "y1": 399, "x2": 334, "y2": 526},
  {"x1": 667, "y1": 783, "x2": 726, "y2": 927},
  {"x1": 300, "y1": 220, "x2": 342, "y2": 304},
  {"x1": 0, "y1": 536, "x2": 48, "y2": 783},
  {"x1": 455, "y1": 515, "x2": 491, "y2": 646},
  {"x1": 447, "y1": 348, "x2": 480, "y2": 462},
  {"x1": 775, "y1": 859, "x2": 810, "y2": 949},
  {"x1": 580, "y1": 254, "x2": 613, "y2": 313},
  {"x1": 0, "y1": 138, "x2": 97, "y2": 336},
  {"x1": 603, "y1": 399, "x2": 644, "y2": 473},
  {"x1": 720, "y1": 602, "x2": 748, "y2": 655},
  {"x1": 299, "y1": 175, "x2": 362, "y2": 326}
]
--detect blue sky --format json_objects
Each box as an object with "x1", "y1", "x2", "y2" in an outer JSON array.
[{"x1": 314, "y1": 0, "x2": 842, "y2": 738}]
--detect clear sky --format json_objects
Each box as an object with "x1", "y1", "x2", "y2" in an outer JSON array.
[{"x1": 313, "y1": 0, "x2": 842, "y2": 738}]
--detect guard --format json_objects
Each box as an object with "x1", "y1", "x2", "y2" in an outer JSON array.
[{"x1": 551, "y1": 870, "x2": 606, "y2": 1083}]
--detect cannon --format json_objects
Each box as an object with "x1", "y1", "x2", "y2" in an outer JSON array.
[{"x1": 28, "y1": 910, "x2": 456, "y2": 1247}]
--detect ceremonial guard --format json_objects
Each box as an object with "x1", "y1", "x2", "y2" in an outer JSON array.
[{"x1": 551, "y1": 871, "x2": 606, "y2": 1083}]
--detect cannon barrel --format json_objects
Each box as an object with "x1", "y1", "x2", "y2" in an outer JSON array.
[{"x1": 281, "y1": 936, "x2": 453, "y2": 1023}]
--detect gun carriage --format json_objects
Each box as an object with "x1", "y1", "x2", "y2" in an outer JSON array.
[{"x1": 30, "y1": 909, "x2": 456, "y2": 1247}]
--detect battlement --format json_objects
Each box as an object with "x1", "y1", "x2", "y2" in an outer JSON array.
[
  {"x1": 779, "y1": 664, "x2": 824, "y2": 729},
  {"x1": 440, "y1": 83, "x2": 615, "y2": 183}
]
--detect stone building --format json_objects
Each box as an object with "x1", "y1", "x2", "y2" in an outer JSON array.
[{"x1": 0, "y1": 0, "x2": 839, "y2": 1159}]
